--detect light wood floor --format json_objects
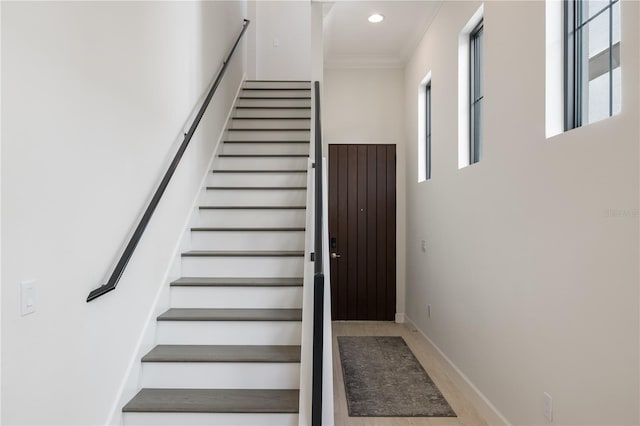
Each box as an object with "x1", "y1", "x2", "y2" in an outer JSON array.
[{"x1": 332, "y1": 321, "x2": 490, "y2": 426}]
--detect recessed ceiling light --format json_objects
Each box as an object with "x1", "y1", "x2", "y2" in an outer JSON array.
[{"x1": 368, "y1": 13, "x2": 384, "y2": 23}]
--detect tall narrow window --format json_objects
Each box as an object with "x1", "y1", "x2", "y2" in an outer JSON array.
[
  {"x1": 565, "y1": 0, "x2": 620, "y2": 129},
  {"x1": 425, "y1": 82, "x2": 432, "y2": 180},
  {"x1": 470, "y1": 20, "x2": 484, "y2": 165}
]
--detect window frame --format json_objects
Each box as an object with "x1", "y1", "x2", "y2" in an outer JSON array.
[
  {"x1": 564, "y1": 0, "x2": 620, "y2": 130},
  {"x1": 469, "y1": 20, "x2": 484, "y2": 165},
  {"x1": 425, "y1": 81, "x2": 432, "y2": 180}
]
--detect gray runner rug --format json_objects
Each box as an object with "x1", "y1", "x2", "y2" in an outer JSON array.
[{"x1": 337, "y1": 336, "x2": 456, "y2": 417}]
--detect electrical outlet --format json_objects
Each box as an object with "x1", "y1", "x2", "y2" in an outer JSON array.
[
  {"x1": 427, "y1": 304, "x2": 431, "y2": 319},
  {"x1": 421, "y1": 240, "x2": 427, "y2": 252},
  {"x1": 543, "y1": 392, "x2": 553, "y2": 422},
  {"x1": 21, "y1": 280, "x2": 36, "y2": 316}
]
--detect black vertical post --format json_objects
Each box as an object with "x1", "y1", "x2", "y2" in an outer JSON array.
[
  {"x1": 311, "y1": 274, "x2": 324, "y2": 425},
  {"x1": 311, "y1": 80, "x2": 324, "y2": 426},
  {"x1": 314, "y1": 82, "x2": 323, "y2": 276}
]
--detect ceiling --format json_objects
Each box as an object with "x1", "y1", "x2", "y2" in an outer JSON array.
[{"x1": 323, "y1": 1, "x2": 443, "y2": 68}]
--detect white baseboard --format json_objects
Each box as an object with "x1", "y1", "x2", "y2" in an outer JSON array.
[
  {"x1": 395, "y1": 313, "x2": 406, "y2": 323},
  {"x1": 404, "y1": 315, "x2": 511, "y2": 426},
  {"x1": 104, "y1": 74, "x2": 246, "y2": 426}
]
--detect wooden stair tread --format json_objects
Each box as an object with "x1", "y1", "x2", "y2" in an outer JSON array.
[
  {"x1": 218, "y1": 154, "x2": 309, "y2": 157},
  {"x1": 142, "y1": 345, "x2": 301, "y2": 363},
  {"x1": 191, "y1": 227, "x2": 305, "y2": 232},
  {"x1": 158, "y1": 308, "x2": 303, "y2": 322},
  {"x1": 239, "y1": 97, "x2": 311, "y2": 100},
  {"x1": 235, "y1": 106, "x2": 311, "y2": 110},
  {"x1": 245, "y1": 79, "x2": 311, "y2": 82},
  {"x1": 212, "y1": 169, "x2": 307, "y2": 173},
  {"x1": 223, "y1": 140, "x2": 309, "y2": 143},
  {"x1": 171, "y1": 277, "x2": 303, "y2": 287},
  {"x1": 242, "y1": 87, "x2": 311, "y2": 90},
  {"x1": 122, "y1": 81, "x2": 310, "y2": 419},
  {"x1": 181, "y1": 250, "x2": 304, "y2": 257},
  {"x1": 123, "y1": 388, "x2": 299, "y2": 413},
  {"x1": 199, "y1": 206, "x2": 306, "y2": 210},
  {"x1": 206, "y1": 186, "x2": 306, "y2": 190},
  {"x1": 227, "y1": 128, "x2": 310, "y2": 131},
  {"x1": 232, "y1": 117, "x2": 310, "y2": 120}
]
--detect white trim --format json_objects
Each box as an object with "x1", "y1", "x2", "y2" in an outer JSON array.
[
  {"x1": 458, "y1": 4, "x2": 484, "y2": 169},
  {"x1": 297, "y1": 159, "x2": 315, "y2": 426},
  {"x1": 404, "y1": 315, "x2": 511, "y2": 426},
  {"x1": 395, "y1": 313, "x2": 406, "y2": 323},
  {"x1": 0, "y1": 3, "x2": 3, "y2": 420},
  {"x1": 545, "y1": 0, "x2": 564, "y2": 138},
  {"x1": 320, "y1": 159, "x2": 335, "y2": 425},
  {"x1": 105, "y1": 75, "x2": 246, "y2": 426},
  {"x1": 418, "y1": 71, "x2": 432, "y2": 183}
]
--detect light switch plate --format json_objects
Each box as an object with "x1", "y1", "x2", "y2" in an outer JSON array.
[
  {"x1": 543, "y1": 392, "x2": 553, "y2": 422},
  {"x1": 21, "y1": 280, "x2": 36, "y2": 316}
]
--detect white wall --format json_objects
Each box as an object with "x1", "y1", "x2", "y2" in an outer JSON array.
[
  {"x1": 1, "y1": 2, "x2": 246, "y2": 424},
  {"x1": 323, "y1": 67, "x2": 407, "y2": 320},
  {"x1": 310, "y1": 2, "x2": 324, "y2": 83},
  {"x1": 253, "y1": 1, "x2": 311, "y2": 80},
  {"x1": 404, "y1": 1, "x2": 639, "y2": 425},
  {"x1": 0, "y1": 3, "x2": 3, "y2": 422},
  {"x1": 245, "y1": 1, "x2": 258, "y2": 80}
]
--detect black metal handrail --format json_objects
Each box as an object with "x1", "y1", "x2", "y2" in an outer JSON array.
[
  {"x1": 87, "y1": 19, "x2": 250, "y2": 302},
  {"x1": 311, "y1": 81, "x2": 324, "y2": 426}
]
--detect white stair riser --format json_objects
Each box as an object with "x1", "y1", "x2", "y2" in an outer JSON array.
[
  {"x1": 244, "y1": 81, "x2": 310, "y2": 90},
  {"x1": 241, "y1": 89, "x2": 310, "y2": 98},
  {"x1": 171, "y1": 286, "x2": 303, "y2": 309},
  {"x1": 124, "y1": 413, "x2": 298, "y2": 426},
  {"x1": 181, "y1": 256, "x2": 304, "y2": 278},
  {"x1": 229, "y1": 118, "x2": 310, "y2": 129},
  {"x1": 156, "y1": 321, "x2": 302, "y2": 345},
  {"x1": 122, "y1": 82, "x2": 310, "y2": 426},
  {"x1": 236, "y1": 98, "x2": 310, "y2": 108},
  {"x1": 197, "y1": 210, "x2": 305, "y2": 227},
  {"x1": 235, "y1": 109, "x2": 310, "y2": 118},
  {"x1": 222, "y1": 142, "x2": 310, "y2": 155},
  {"x1": 208, "y1": 172, "x2": 307, "y2": 187},
  {"x1": 141, "y1": 362, "x2": 300, "y2": 389},
  {"x1": 201, "y1": 189, "x2": 306, "y2": 206},
  {"x1": 214, "y1": 157, "x2": 308, "y2": 170},
  {"x1": 191, "y1": 231, "x2": 305, "y2": 251},
  {"x1": 226, "y1": 130, "x2": 309, "y2": 142}
]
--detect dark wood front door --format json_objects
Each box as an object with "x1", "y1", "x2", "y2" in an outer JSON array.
[{"x1": 328, "y1": 144, "x2": 396, "y2": 321}]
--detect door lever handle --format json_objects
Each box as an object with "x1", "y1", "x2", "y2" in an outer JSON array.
[{"x1": 331, "y1": 252, "x2": 341, "y2": 259}]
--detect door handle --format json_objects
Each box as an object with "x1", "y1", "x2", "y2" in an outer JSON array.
[{"x1": 331, "y1": 252, "x2": 341, "y2": 259}]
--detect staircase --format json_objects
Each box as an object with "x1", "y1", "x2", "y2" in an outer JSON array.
[{"x1": 122, "y1": 80, "x2": 312, "y2": 426}]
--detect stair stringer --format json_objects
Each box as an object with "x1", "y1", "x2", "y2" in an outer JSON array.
[{"x1": 297, "y1": 158, "x2": 315, "y2": 426}]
